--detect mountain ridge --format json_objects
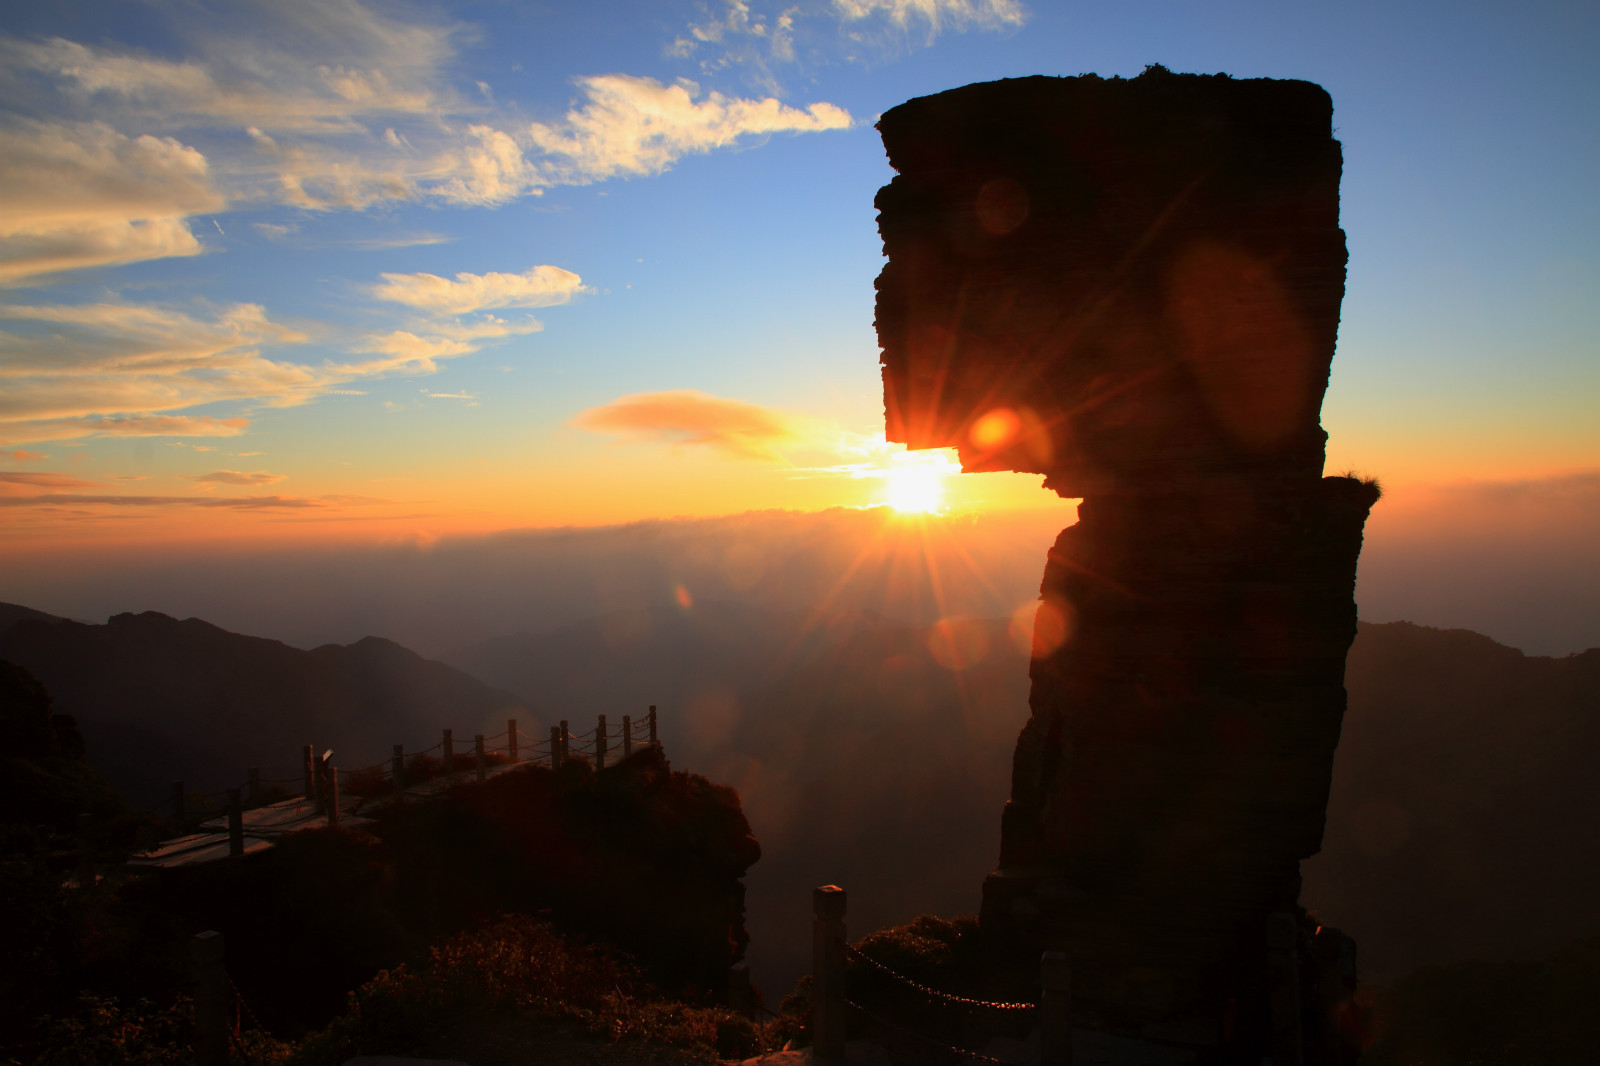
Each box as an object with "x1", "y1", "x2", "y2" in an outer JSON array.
[
  {"x1": 0, "y1": 608, "x2": 526, "y2": 809},
  {"x1": 2, "y1": 599, "x2": 1594, "y2": 999}
]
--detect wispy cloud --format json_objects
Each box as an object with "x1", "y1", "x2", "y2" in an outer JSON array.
[
  {"x1": 0, "y1": 121, "x2": 225, "y2": 284},
  {"x1": 833, "y1": 0, "x2": 1025, "y2": 37},
  {"x1": 0, "y1": 302, "x2": 314, "y2": 435},
  {"x1": 0, "y1": 470, "x2": 104, "y2": 494},
  {"x1": 0, "y1": 493, "x2": 331, "y2": 510},
  {"x1": 371, "y1": 265, "x2": 586, "y2": 315},
  {"x1": 2, "y1": 1, "x2": 854, "y2": 280},
  {"x1": 4, "y1": 1, "x2": 458, "y2": 135},
  {"x1": 669, "y1": 0, "x2": 1025, "y2": 85},
  {"x1": 0, "y1": 414, "x2": 250, "y2": 446},
  {"x1": 250, "y1": 221, "x2": 451, "y2": 249},
  {"x1": 574, "y1": 389, "x2": 803, "y2": 460},
  {"x1": 528, "y1": 75, "x2": 850, "y2": 186},
  {"x1": 352, "y1": 315, "x2": 545, "y2": 373},
  {"x1": 189, "y1": 469, "x2": 286, "y2": 486},
  {"x1": 4, "y1": 449, "x2": 47, "y2": 462},
  {"x1": 0, "y1": 296, "x2": 533, "y2": 444}
]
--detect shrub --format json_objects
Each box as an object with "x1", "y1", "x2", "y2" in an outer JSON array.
[
  {"x1": 289, "y1": 914, "x2": 768, "y2": 1065},
  {"x1": 28, "y1": 995, "x2": 194, "y2": 1066}
]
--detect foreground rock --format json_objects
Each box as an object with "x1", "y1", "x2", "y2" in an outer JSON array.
[{"x1": 874, "y1": 67, "x2": 1377, "y2": 1061}]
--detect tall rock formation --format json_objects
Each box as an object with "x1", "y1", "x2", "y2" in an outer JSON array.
[{"x1": 874, "y1": 67, "x2": 1377, "y2": 1058}]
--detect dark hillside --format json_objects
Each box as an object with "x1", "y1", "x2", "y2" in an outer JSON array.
[
  {"x1": 0, "y1": 611, "x2": 526, "y2": 808},
  {"x1": 1, "y1": 741, "x2": 760, "y2": 1058},
  {"x1": 0, "y1": 601, "x2": 66, "y2": 633},
  {"x1": 1302, "y1": 621, "x2": 1600, "y2": 979}
]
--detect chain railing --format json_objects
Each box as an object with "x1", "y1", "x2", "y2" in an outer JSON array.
[
  {"x1": 812, "y1": 885, "x2": 1068, "y2": 1066},
  {"x1": 841, "y1": 941, "x2": 1036, "y2": 1013},
  {"x1": 844, "y1": 996, "x2": 1019, "y2": 1065}
]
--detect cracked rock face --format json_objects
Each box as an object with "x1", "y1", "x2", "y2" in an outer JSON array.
[{"x1": 874, "y1": 68, "x2": 1377, "y2": 1052}]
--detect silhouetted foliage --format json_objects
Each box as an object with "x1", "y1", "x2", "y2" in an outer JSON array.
[
  {"x1": 290, "y1": 914, "x2": 758, "y2": 1065},
  {"x1": 2, "y1": 740, "x2": 760, "y2": 1062},
  {"x1": 0, "y1": 660, "x2": 126, "y2": 854}
]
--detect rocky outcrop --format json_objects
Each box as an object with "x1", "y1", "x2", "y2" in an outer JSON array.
[{"x1": 874, "y1": 67, "x2": 1377, "y2": 1058}]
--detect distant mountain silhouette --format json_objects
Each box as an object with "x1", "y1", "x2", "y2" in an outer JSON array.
[
  {"x1": 4, "y1": 598, "x2": 1590, "y2": 1000},
  {"x1": 1303, "y1": 621, "x2": 1600, "y2": 980},
  {"x1": 0, "y1": 611, "x2": 526, "y2": 809},
  {"x1": 0, "y1": 601, "x2": 67, "y2": 633}
]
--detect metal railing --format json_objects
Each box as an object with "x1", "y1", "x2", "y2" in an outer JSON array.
[
  {"x1": 128, "y1": 706, "x2": 666, "y2": 867},
  {"x1": 811, "y1": 884, "x2": 1071, "y2": 1065}
]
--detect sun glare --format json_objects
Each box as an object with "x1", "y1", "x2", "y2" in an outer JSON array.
[{"x1": 882, "y1": 451, "x2": 961, "y2": 513}]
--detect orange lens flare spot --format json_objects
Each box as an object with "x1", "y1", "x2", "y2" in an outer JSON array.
[
  {"x1": 674, "y1": 583, "x2": 693, "y2": 609},
  {"x1": 1010, "y1": 599, "x2": 1073, "y2": 660},
  {"x1": 927, "y1": 617, "x2": 991, "y2": 671},
  {"x1": 970, "y1": 407, "x2": 1022, "y2": 451}
]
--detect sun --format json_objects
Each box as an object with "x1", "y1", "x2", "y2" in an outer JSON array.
[{"x1": 881, "y1": 451, "x2": 960, "y2": 513}]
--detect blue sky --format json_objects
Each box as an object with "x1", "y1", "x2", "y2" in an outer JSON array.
[{"x1": 1, "y1": 0, "x2": 1596, "y2": 543}]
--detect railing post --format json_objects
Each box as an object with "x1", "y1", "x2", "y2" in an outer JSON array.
[
  {"x1": 648, "y1": 704, "x2": 657, "y2": 745},
  {"x1": 549, "y1": 726, "x2": 562, "y2": 770},
  {"x1": 508, "y1": 719, "x2": 519, "y2": 763},
  {"x1": 76, "y1": 812, "x2": 94, "y2": 886},
  {"x1": 475, "y1": 734, "x2": 487, "y2": 781},
  {"x1": 326, "y1": 765, "x2": 340, "y2": 827},
  {"x1": 812, "y1": 885, "x2": 847, "y2": 1060},
  {"x1": 596, "y1": 715, "x2": 608, "y2": 769},
  {"x1": 622, "y1": 715, "x2": 633, "y2": 758},
  {"x1": 302, "y1": 744, "x2": 315, "y2": 803},
  {"x1": 442, "y1": 728, "x2": 454, "y2": 774},
  {"x1": 191, "y1": 930, "x2": 228, "y2": 1066},
  {"x1": 728, "y1": 962, "x2": 755, "y2": 1017},
  {"x1": 171, "y1": 780, "x2": 185, "y2": 821},
  {"x1": 392, "y1": 744, "x2": 406, "y2": 794},
  {"x1": 247, "y1": 768, "x2": 261, "y2": 807},
  {"x1": 1041, "y1": 950, "x2": 1072, "y2": 1065},
  {"x1": 560, "y1": 720, "x2": 570, "y2": 762},
  {"x1": 312, "y1": 758, "x2": 325, "y2": 814},
  {"x1": 227, "y1": 788, "x2": 244, "y2": 858},
  {"x1": 1267, "y1": 912, "x2": 1304, "y2": 1066}
]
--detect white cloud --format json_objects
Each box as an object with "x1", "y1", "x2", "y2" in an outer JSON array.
[
  {"x1": 6, "y1": 1, "x2": 456, "y2": 135},
  {"x1": 352, "y1": 316, "x2": 544, "y2": 374},
  {"x1": 245, "y1": 126, "x2": 417, "y2": 210},
  {"x1": 670, "y1": 0, "x2": 1021, "y2": 82},
  {"x1": 0, "y1": 0, "x2": 855, "y2": 283},
  {"x1": 0, "y1": 301, "x2": 326, "y2": 441},
  {"x1": 528, "y1": 75, "x2": 851, "y2": 185},
  {"x1": 432, "y1": 125, "x2": 540, "y2": 206},
  {"x1": 371, "y1": 266, "x2": 586, "y2": 315},
  {"x1": 0, "y1": 121, "x2": 225, "y2": 284},
  {"x1": 833, "y1": 0, "x2": 1025, "y2": 35},
  {"x1": 0, "y1": 2, "x2": 461, "y2": 221},
  {"x1": 253, "y1": 222, "x2": 298, "y2": 240}
]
